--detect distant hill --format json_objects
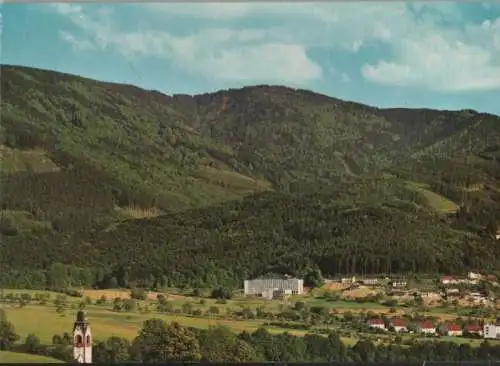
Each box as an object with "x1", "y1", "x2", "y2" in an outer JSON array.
[{"x1": 0, "y1": 65, "x2": 499, "y2": 288}]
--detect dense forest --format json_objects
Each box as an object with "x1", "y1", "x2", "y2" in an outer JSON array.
[{"x1": 0, "y1": 65, "x2": 499, "y2": 289}]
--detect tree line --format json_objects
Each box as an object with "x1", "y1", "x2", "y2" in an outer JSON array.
[{"x1": 1, "y1": 309, "x2": 500, "y2": 363}]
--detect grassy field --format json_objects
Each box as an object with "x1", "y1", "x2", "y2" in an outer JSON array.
[
  {"x1": 3, "y1": 287, "x2": 495, "y2": 352},
  {"x1": 406, "y1": 181, "x2": 459, "y2": 213},
  {"x1": 0, "y1": 350, "x2": 63, "y2": 363},
  {"x1": 2, "y1": 303, "x2": 358, "y2": 346},
  {"x1": 3, "y1": 288, "x2": 478, "y2": 322}
]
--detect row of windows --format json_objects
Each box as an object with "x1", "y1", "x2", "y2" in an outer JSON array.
[{"x1": 74, "y1": 334, "x2": 91, "y2": 347}]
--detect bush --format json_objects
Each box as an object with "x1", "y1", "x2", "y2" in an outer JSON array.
[{"x1": 130, "y1": 288, "x2": 147, "y2": 300}]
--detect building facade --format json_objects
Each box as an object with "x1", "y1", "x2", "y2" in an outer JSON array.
[
  {"x1": 244, "y1": 278, "x2": 304, "y2": 296},
  {"x1": 73, "y1": 310, "x2": 92, "y2": 363},
  {"x1": 418, "y1": 322, "x2": 436, "y2": 335},
  {"x1": 484, "y1": 324, "x2": 500, "y2": 339},
  {"x1": 368, "y1": 318, "x2": 386, "y2": 330}
]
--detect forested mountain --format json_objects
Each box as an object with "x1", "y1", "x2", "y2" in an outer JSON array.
[{"x1": 0, "y1": 65, "x2": 499, "y2": 289}]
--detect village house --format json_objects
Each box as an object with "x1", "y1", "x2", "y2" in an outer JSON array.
[
  {"x1": 341, "y1": 276, "x2": 356, "y2": 285},
  {"x1": 417, "y1": 321, "x2": 436, "y2": 335},
  {"x1": 484, "y1": 323, "x2": 500, "y2": 339},
  {"x1": 368, "y1": 318, "x2": 386, "y2": 331},
  {"x1": 440, "y1": 276, "x2": 458, "y2": 285},
  {"x1": 445, "y1": 288, "x2": 461, "y2": 298},
  {"x1": 468, "y1": 272, "x2": 482, "y2": 280},
  {"x1": 464, "y1": 324, "x2": 483, "y2": 337},
  {"x1": 390, "y1": 280, "x2": 407, "y2": 288},
  {"x1": 443, "y1": 323, "x2": 463, "y2": 337},
  {"x1": 390, "y1": 318, "x2": 407, "y2": 333},
  {"x1": 486, "y1": 274, "x2": 498, "y2": 282},
  {"x1": 467, "y1": 292, "x2": 489, "y2": 305},
  {"x1": 361, "y1": 278, "x2": 379, "y2": 286}
]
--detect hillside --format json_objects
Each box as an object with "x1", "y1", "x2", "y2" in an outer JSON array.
[{"x1": 0, "y1": 65, "x2": 499, "y2": 288}]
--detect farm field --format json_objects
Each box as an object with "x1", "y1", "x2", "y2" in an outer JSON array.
[
  {"x1": 0, "y1": 350, "x2": 63, "y2": 363},
  {"x1": 2, "y1": 303, "x2": 356, "y2": 346},
  {"x1": 3, "y1": 286, "x2": 496, "y2": 353},
  {"x1": 3, "y1": 287, "x2": 480, "y2": 326},
  {"x1": 81, "y1": 289, "x2": 471, "y2": 321}
]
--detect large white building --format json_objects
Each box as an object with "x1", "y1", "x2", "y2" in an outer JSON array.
[
  {"x1": 484, "y1": 324, "x2": 500, "y2": 339},
  {"x1": 244, "y1": 278, "x2": 304, "y2": 297}
]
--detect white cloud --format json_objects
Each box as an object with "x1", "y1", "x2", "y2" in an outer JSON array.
[
  {"x1": 202, "y1": 43, "x2": 322, "y2": 83},
  {"x1": 50, "y1": 2, "x2": 500, "y2": 92},
  {"x1": 50, "y1": 3, "x2": 321, "y2": 84},
  {"x1": 362, "y1": 15, "x2": 500, "y2": 92},
  {"x1": 59, "y1": 30, "x2": 94, "y2": 52}
]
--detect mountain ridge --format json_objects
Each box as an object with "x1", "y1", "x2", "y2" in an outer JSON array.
[{"x1": 0, "y1": 64, "x2": 499, "y2": 288}]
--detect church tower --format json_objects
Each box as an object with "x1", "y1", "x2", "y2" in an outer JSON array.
[{"x1": 73, "y1": 310, "x2": 92, "y2": 363}]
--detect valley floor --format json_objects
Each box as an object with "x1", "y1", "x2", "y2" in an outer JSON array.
[{"x1": 0, "y1": 350, "x2": 63, "y2": 363}]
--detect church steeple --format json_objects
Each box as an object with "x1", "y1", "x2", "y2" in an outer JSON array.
[{"x1": 73, "y1": 310, "x2": 92, "y2": 363}]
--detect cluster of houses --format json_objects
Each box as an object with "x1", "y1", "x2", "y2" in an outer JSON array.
[
  {"x1": 242, "y1": 273, "x2": 499, "y2": 341},
  {"x1": 438, "y1": 272, "x2": 497, "y2": 305},
  {"x1": 440, "y1": 272, "x2": 498, "y2": 286},
  {"x1": 367, "y1": 317, "x2": 499, "y2": 339}
]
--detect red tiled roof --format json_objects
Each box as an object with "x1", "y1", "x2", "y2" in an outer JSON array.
[
  {"x1": 419, "y1": 321, "x2": 435, "y2": 329},
  {"x1": 446, "y1": 323, "x2": 462, "y2": 331},
  {"x1": 465, "y1": 324, "x2": 482, "y2": 332},
  {"x1": 391, "y1": 318, "x2": 405, "y2": 327},
  {"x1": 369, "y1": 318, "x2": 385, "y2": 325}
]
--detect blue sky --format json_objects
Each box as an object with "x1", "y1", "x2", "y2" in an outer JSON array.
[{"x1": 2, "y1": 2, "x2": 500, "y2": 115}]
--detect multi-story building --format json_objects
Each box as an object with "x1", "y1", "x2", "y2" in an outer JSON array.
[
  {"x1": 484, "y1": 324, "x2": 500, "y2": 339},
  {"x1": 244, "y1": 278, "x2": 304, "y2": 297}
]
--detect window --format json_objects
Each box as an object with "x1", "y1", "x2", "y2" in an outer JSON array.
[
  {"x1": 86, "y1": 335, "x2": 91, "y2": 346},
  {"x1": 75, "y1": 335, "x2": 83, "y2": 347}
]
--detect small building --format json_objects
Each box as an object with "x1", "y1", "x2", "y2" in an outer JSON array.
[
  {"x1": 390, "y1": 318, "x2": 407, "y2": 333},
  {"x1": 73, "y1": 310, "x2": 92, "y2": 363},
  {"x1": 444, "y1": 323, "x2": 463, "y2": 337},
  {"x1": 362, "y1": 278, "x2": 379, "y2": 286},
  {"x1": 484, "y1": 324, "x2": 500, "y2": 339},
  {"x1": 486, "y1": 275, "x2": 498, "y2": 282},
  {"x1": 468, "y1": 272, "x2": 482, "y2": 280},
  {"x1": 244, "y1": 278, "x2": 304, "y2": 297},
  {"x1": 368, "y1": 318, "x2": 386, "y2": 330},
  {"x1": 417, "y1": 321, "x2": 436, "y2": 335},
  {"x1": 464, "y1": 324, "x2": 483, "y2": 337},
  {"x1": 391, "y1": 281, "x2": 407, "y2": 288},
  {"x1": 440, "y1": 276, "x2": 458, "y2": 285},
  {"x1": 341, "y1": 276, "x2": 356, "y2": 285}
]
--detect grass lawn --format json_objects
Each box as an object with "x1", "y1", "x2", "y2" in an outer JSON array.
[
  {"x1": 408, "y1": 335, "x2": 490, "y2": 347},
  {"x1": 3, "y1": 304, "x2": 355, "y2": 345},
  {"x1": 307, "y1": 298, "x2": 383, "y2": 309},
  {"x1": 0, "y1": 350, "x2": 63, "y2": 363}
]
